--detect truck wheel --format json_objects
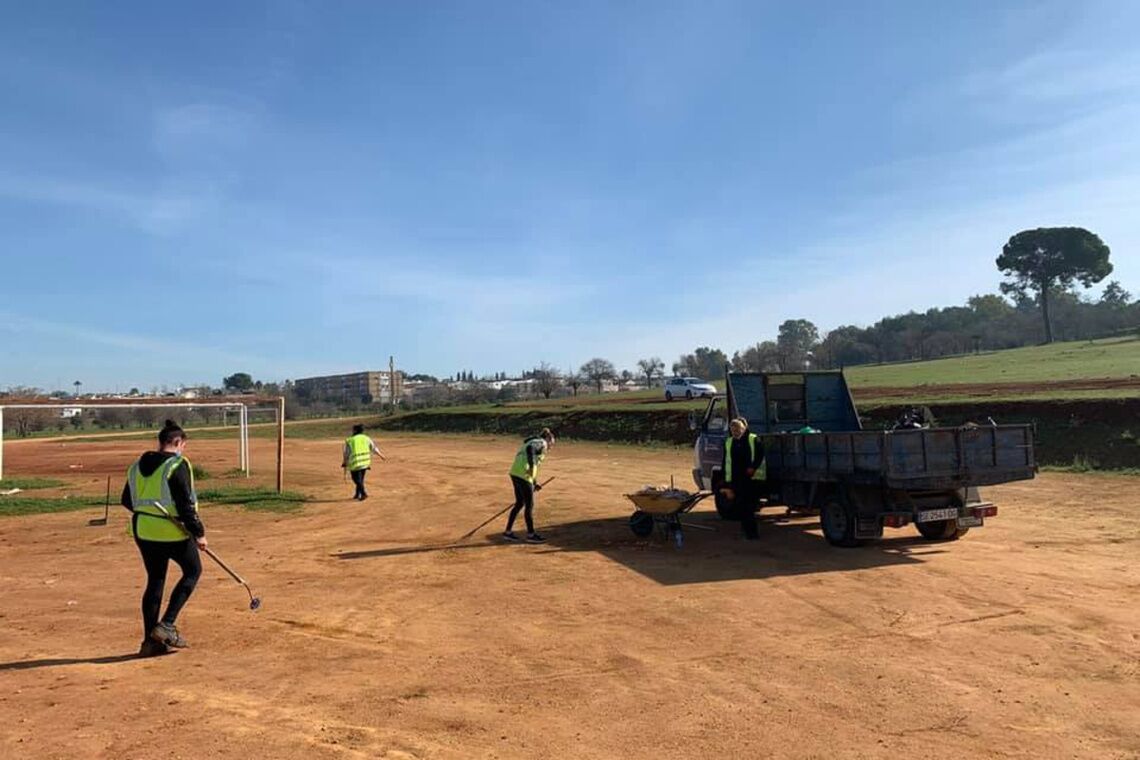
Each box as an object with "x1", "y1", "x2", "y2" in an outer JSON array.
[
  {"x1": 820, "y1": 495, "x2": 860, "y2": 547},
  {"x1": 629, "y1": 510, "x2": 654, "y2": 538},
  {"x1": 916, "y1": 519, "x2": 967, "y2": 541},
  {"x1": 665, "y1": 391, "x2": 673, "y2": 401},
  {"x1": 711, "y1": 473, "x2": 734, "y2": 520},
  {"x1": 713, "y1": 489, "x2": 736, "y2": 520}
]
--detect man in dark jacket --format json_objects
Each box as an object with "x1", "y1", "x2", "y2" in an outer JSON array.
[{"x1": 721, "y1": 417, "x2": 765, "y2": 540}]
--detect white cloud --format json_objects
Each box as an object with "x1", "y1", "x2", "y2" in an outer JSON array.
[
  {"x1": 0, "y1": 173, "x2": 218, "y2": 234},
  {"x1": 152, "y1": 102, "x2": 257, "y2": 155},
  {"x1": 960, "y1": 49, "x2": 1140, "y2": 106}
]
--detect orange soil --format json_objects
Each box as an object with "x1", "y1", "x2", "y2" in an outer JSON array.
[{"x1": 1, "y1": 434, "x2": 1137, "y2": 759}]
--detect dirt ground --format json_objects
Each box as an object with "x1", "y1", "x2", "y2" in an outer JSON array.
[{"x1": 1, "y1": 434, "x2": 1137, "y2": 759}]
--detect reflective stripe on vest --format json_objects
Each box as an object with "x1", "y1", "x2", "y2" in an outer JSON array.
[
  {"x1": 724, "y1": 433, "x2": 765, "y2": 481},
  {"x1": 508, "y1": 438, "x2": 545, "y2": 483},
  {"x1": 346, "y1": 434, "x2": 372, "y2": 471},
  {"x1": 128, "y1": 455, "x2": 197, "y2": 542}
]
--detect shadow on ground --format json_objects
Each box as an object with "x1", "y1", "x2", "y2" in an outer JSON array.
[
  {"x1": 334, "y1": 509, "x2": 948, "y2": 585},
  {"x1": 0, "y1": 653, "x2": 143, "y2": 672}
]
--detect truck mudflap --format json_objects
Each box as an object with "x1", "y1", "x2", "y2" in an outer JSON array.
[{"x1": 855, "y1": 516, "x2": 883, "y2": 540}]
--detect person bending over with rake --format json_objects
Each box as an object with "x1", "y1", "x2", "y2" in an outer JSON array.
[
  {"x1": 120, "y1": 419, "x2": 206, "y2": 656},
  {"x1": 503, "y1": 428, "x2": 555, "y2": 544}
]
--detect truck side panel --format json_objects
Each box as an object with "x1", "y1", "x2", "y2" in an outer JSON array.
[{"x1": 762, "y1": 426, "x2": 1035, "y2": 489}]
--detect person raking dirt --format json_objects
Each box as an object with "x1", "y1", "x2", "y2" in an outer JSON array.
[
  {"x1": 120, "y1": 419, "x2": 206, "y2": 657},
  {"x1": 342, "y1": 424, "x2": 387, "y2": 500},
  {"x1": 503, "y1": 428, "x2": 555, "y2": 544}
]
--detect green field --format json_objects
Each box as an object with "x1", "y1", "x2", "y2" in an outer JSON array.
[{"x1": 845, "y1": 336, "x2": 1139, "y2": 389}]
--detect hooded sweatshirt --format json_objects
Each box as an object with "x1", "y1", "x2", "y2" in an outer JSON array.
[{"x1": 120, "y1": 451, "x2": 205, "y2": 538}]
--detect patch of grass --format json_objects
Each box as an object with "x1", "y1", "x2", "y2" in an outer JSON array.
[
  {"x1": 1040, "y1": 464, "x2": 1140, "y2": 477},
  {"x1": 197, "y1": 486, "x2": 307, "y2": 513},
  {"x1": 0, "y1": 477, "x2": 65, "y2": 490},
  {"x1": 191, "y1": 463, "x2": 211, "y2": 480},
  {"x1": 855, "y1": 388, "x2": 1140, "y2": 407},
  {"x1": 0, "y1": 494, "x2": 104, "y2": 517},
  {"x1": 846, "y1": 336, "x2": 1140, "y2": 389}
]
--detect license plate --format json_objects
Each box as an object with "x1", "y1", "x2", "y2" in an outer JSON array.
[
  {"x1": 957, "y1": 516, "x2": 983, "y2": 528},
  {"x1": 917, "y1": 507, "x2": 959, "y2": 523}
]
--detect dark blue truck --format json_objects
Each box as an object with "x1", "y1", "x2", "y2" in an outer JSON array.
[{"x1": 691, "y1": 371, "x2": 1037, "y2": 546}]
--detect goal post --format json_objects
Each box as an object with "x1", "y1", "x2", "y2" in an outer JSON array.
[{"x1": 0, "y1": 399, "x2": 286, "y2": 492}]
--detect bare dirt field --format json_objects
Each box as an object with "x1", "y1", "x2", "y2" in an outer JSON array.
[{"x1": 1, "y1": 434, "x2": 1137, "y2": 759}]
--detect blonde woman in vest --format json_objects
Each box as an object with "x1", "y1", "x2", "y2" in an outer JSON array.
[
  {"x1": 120, "y1": 420, "x2": 206, "y2": 656},
  {"x1": 503, "y1": 428, "x2": 555, "y2": 543},
  {"x1": 342, "y1": 423, "x2": 387, "y2": 500},
  {"x1": 722, "y1": 417, "x2": 765, "y2": 540}
]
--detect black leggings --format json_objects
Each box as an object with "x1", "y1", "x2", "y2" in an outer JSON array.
[
  {"x1": 506, "y1": 475, "x2": 534, "y2": 533},
  {"x1": 350, "y1": 468, "x2": 368, "y2": 498},
  {"x1": 732, "y1": 480, "x2": 760, "y2": 539},
  {"x1": 136, "y1": 538, "x2": 202, "y2": 638}
]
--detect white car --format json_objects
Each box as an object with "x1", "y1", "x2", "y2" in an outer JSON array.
[{"x1": 664, "y1": 376, "x2": 717, "y2": 401}]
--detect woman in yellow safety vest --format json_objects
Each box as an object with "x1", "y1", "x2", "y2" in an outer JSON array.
[
  {"x1": 721, "y1": 417, "x2": 765, "y2": 540},
  {"x1": 503, "y1": 428, "x2": 555, "y2": 543},
  {"x1": 342, "y1": 424, "x2": 387, "y2": 500},
  {"x1": 119, "y1": 420, "x2": 206, "y2": 656}
]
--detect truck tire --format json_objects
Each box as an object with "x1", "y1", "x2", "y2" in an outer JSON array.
[
  {"x1": 665, "y1": 391, "x2": 673, "y2": 401},
  {"x1": 629, "y1": 511, "x2": 655, "y2": 538},
  {"x1": 916, "y1": 518, "x2": 968, "y2": 541},
  {"x1": 820, "y1": 494, "x2": 860, "y2": 548},
  {"x1": 714, "y1": 489, "x2": 735, "y2": 520}
]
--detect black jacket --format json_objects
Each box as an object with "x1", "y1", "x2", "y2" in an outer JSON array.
[
  {"x1": 725, "y1": 433, "x2": 764, "y2": 485},
  {"x1": 120, "y1": 451, "x2": 205, "y2": 538}
]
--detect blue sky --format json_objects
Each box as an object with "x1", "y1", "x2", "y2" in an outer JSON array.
[{"x1": 1, "y1": 1, "x2": 1138, "y2": 391}]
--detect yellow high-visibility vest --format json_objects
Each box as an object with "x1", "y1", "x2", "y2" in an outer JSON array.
[
  {"x1": 345, "y1": 434, "x2": 372, "y2": 472},
  {"x1": 127, "y1": 455, "x2": 197, "y2": 542},
  {"x1": 724, "y1": 433, "x2": 766, "y2": 481},
  {"x1": 508, "y1": 438, "x2": 546, "y2": 484}
]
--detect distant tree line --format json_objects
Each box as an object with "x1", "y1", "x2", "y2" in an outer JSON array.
[{"x1": 8, "y1": 229, "x2": 1131, "y2": 417}]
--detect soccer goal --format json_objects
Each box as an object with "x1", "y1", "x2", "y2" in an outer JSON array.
[{"x1": 0, "y1": 398, "x2": 287, "y2": 491}]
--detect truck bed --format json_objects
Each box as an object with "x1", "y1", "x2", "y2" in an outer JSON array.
[{"x1": 760, "y1": 424, "x2": 1036, "y2": 490}]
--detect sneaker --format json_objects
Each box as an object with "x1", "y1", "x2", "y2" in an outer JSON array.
[
  {"x1": 525, "y1": 532, "x2": 547, "y2": 544},
  {"x1": 502, "y1": 531, "x2": 521, "y2": 542},
  {"x1": 138, "y1": 639, "x2": 172, "y2": 658},
  {"x1": 150, "y1": 622, "x2": 188, "y2": 649}
]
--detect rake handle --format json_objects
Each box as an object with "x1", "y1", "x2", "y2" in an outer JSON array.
[{"x1": 458, "y1": 477, "x2": 556, "y2": 540}]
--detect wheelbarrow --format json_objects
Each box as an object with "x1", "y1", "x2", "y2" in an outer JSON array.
[{"x1": 624, "y1": 488, "x2": 714, "y2": 548}]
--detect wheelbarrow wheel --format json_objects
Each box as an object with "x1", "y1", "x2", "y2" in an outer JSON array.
[{"x1": 629, "y1": 510, "x2": 654, "y2": 538}]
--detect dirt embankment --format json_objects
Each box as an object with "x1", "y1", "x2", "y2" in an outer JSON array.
[
  {"x1": 376, "y1": 398, "x2": 1140, "y2": 469},
  {"x1": 856, "y1": 376, "x2": 1140, "y2": 399}
]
